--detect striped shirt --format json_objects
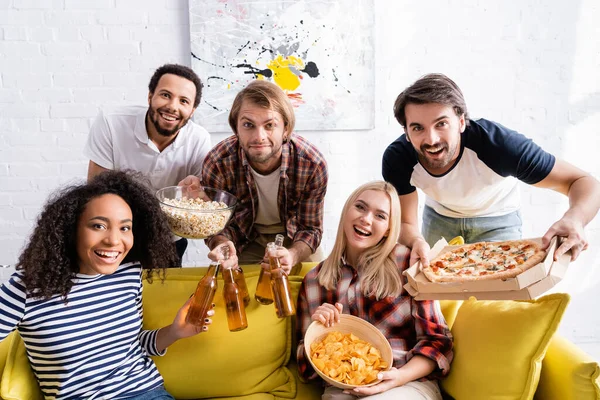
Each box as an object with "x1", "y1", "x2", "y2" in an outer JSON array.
[
  {"x1": 0, "y1": 262, "x2": 164, "y2": 399},
  {"x1": 296, "y1": 247, "x2": 453, "y2": 382},
  {"x1": 202, "y1": 134, "x2": 328, "y2": 252}
]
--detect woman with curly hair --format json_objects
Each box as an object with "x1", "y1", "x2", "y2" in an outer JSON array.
[{"x1": 0, "y1": 170, "x2": 212, "y2": 400}]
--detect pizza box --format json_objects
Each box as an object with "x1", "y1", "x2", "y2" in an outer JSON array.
[
  {"x1": 404, "y1": 237, "x2": 561, "y2": 294},
  {"x1": 403, "y1": 249, "x2": 569, "y2": 300}
]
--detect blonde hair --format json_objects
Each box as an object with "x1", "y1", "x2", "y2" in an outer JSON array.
[
  {"x1": 318, "y1": 181, "x2": 403, "y2": 299},
  {"x1": 228, "y1": 80, "x2": 296, "y2": 135}
]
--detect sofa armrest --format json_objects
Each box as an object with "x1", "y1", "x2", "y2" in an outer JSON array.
[{"x1": 535, "y1": 334, "x2": 600, "y2": 400}]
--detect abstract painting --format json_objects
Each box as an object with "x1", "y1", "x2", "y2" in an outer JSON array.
[{"x1": 189, "y1": 0, "x2": 374, "y2": 132}]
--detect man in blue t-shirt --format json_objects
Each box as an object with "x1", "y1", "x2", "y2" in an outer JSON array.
[{"x1": 382, "y1": 73, "x2": 600, "y2": 267}]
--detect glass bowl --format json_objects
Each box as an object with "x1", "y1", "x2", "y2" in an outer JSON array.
[{"x1": 156, "y1": 186, "x2": 237, "y2": 239}]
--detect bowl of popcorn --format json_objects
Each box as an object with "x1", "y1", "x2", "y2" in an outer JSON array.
[
  {"x1": 304, "y1": 314, "x2": 393, "y2": 389},
  {"x1": 156, "y1": 186, "x2": 237, "y2": 239}
]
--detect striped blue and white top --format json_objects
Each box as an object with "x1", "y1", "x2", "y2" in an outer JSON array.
[{"x1": 0, "y1": 262, "x2": 165, "y2": 399}]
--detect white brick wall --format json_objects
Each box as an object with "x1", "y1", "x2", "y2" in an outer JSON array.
[{"x1": 0, "y1": 0, "x2": 599, "y2": 360}]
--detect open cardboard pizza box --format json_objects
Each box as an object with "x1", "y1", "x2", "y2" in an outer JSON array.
[{"x1": 403, "y1": 236, "x2": 571, "y2": 300}]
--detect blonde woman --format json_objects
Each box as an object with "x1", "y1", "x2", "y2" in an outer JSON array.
[{"x1": 296, "y1": 181, "x2": 453, "y2": 400}]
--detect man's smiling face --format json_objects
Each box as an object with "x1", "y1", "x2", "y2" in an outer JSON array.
[
  {"x1": 404, "y1": 102, "x2": 465, "y2": 175},
  {"x1": 147, "y1": 73, "x2": 197, "y2": 138}
]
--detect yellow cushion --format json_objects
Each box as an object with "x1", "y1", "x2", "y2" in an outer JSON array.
[
  {"x1": 535, "y1": 334, "x2": 600, "y2": 400},
  {"x1": 0, "y1": 332, "x2": 43, "y2": 400},
  {"x1": 0, "y1": 331, "x2": 10, "y2": 380},
  {"x1": 438, "y1": 300, "x2": 462, "y2": 329},
  {"x1": 441, "y1": 293, "x2": 570, "y2": 400},
  {"x1": 143, "y1": 266, "x2": 299, "y2": 399}
]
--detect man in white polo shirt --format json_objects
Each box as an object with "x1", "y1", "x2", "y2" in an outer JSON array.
[{"x1": 84, "y1": 64, "x2": 211, "y2": 262}]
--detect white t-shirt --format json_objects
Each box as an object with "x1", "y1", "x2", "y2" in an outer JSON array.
[
  {"x1": 250, "y1": 166, "x2": 284, "y2": 234},
  {"x1": 84, "y1": 105, "x2": 211, "y2": 192}
]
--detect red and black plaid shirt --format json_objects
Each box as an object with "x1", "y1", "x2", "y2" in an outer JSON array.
[
  {"x1": 202, "y1": 134, "x2": 328, "y2": 252},
  {"x1": 296, "y1": 247, "x2": 453, "y2": 382}
]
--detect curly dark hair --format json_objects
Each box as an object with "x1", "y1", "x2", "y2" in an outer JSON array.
[
  {"x1": 16, "y1": 170, "x2": 179, "y2": 300},
  {"x1": 148, "y1": 63, "x2": 203, "y2": 108}
]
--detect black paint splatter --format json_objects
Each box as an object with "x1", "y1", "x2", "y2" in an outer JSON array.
[
  {"x1": 204, "y1": 100, "x2": 219, "y2": 111},
  {"x1": 236, "y1": 41, "x2": 251, "y2": 56},
  {"x1": 332, "y1": 68, "x2": 351, "y2": 93},
  {"x1": 191, "y1": 52, "x2": 226, "y2": 68},
  {"x1": 302, "y1": 61, "x2": 319, "y2": 78},
  {"x1": 259, "y1": 46, "x2": 274, "y2": 56},
  {"x1": 206, "y1": 76, "x2": 234, "y2": 87},
  {"x1": 234, "y1": 63, "x2": 273, "y2": 78}
]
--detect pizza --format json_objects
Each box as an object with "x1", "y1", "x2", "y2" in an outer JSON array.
[{"x1": 422, "y1": 239, "x2": 547, "y2": 282}]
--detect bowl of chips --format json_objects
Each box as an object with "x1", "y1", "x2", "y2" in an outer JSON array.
[{"x1": 304, "y1": 314, "x2": 393, "y2": 389}]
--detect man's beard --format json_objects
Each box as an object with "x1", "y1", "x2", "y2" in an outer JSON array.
[
  {"x1": 416, "y1": 142, "x2": 457, "y2": 171},
  {"x1": 247, "y1": 149, "x2": 278, "y2": 165},
  {"x1": 148, "y1": 108, "x2": 190, "y2": 137},
  {"x1": 245, "y1": 141, "x2": 283, "y2": 166}
]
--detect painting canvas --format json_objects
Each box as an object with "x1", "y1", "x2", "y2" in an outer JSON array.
[{"x1": 189, "y1": 0, "x2": 374, "y2": 132}]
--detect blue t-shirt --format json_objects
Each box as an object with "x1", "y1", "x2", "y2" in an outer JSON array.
[{"x1": 382, "y1": 119, "x2": 555, "y2": 218}]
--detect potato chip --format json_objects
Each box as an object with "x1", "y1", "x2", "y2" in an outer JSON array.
[{"x1": 309, "y1": 331, "x2": 389, "y2": 386}]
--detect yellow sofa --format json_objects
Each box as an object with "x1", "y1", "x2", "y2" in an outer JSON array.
[{"x1": 0, "y1": 263, "x2": 598, "y2": 400}]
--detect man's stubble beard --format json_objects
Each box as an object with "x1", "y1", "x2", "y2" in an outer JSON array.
[{"x1": 148, "y1": 108, "x2": 190, "y2": 137}]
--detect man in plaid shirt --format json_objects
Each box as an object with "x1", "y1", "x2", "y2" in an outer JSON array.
[
  {"x1": 296, "y1": 246, "x2": 453, "y2": 397},
  {"x1": 181, "y1": 80, "x2": 328, "y2": 271}
]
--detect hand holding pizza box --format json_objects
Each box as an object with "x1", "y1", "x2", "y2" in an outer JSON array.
[{"x1": 403, "y1": 237, "x2": 571, "y2": 300}]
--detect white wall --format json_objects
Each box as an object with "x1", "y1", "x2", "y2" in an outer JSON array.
[{"x1": 1, "y1": 0, "x2": 599, "y2": 359}]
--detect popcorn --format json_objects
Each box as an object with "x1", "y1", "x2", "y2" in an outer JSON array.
[{"x1": 160, "y1": 197, "x2": 232, "y2": 239}]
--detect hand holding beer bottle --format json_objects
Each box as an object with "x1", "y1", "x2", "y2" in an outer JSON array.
[
  {"x1": 267, "y1": 241, "x2": 296, "y2": 318},
  {"x1": 255, "y1": 234, "x2": 284, "y2": 304},
  {"x1": 186, "y1": 261, "x2": 220, "y2": 328},
  {"x1": 221, "y1": 246, "x2": 250, "y2": 308}
]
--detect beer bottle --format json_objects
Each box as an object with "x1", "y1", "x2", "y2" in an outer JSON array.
[
  {"x1": 255, "y1": 234, "x2": 285, "y2": 305},
  {"x1": 221, "y1": 246, "x2": 250, "y2": 308},
  {"x1": 267, "y1": 241, "x2": 296, "y2": 318},
  {"x1": 222, "y1": 266, "x2": 248, "y2": 331},
  {"x1": 186, "y1": 261, "x2": 219, "y2": 328}
]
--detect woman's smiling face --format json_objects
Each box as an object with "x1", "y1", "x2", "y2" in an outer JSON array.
[
  {"x1": 343, "y1": 189, "x2": 391, "y2": 265},
  {"x1": 76, "y1": 194, "x2": 133, "y2": 275}
]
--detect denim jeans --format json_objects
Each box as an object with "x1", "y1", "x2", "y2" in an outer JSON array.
[
  {"x1": 422, "y1": 205, "x2": 522, "y2": 246},
  {"x1": 123, "y1": 386, "x2": 174, "y2": 400}
]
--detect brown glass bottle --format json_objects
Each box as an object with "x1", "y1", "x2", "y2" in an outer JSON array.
[
  {"x1": 255, "y1": 267, "x2": 273, "y2": 305},
  {"x1": 222, "y1": 266, "x2": 248, "y2": 331},
  {"x1": 255, "y1": 234, "x2": 284, "y2": 305},
  {"x1": 220, "y1": 245, "x2": 250, "y2": 307},
  {"x1": 185, "y1": 262, "x2": 219, "y2": 328},
  {"x1": 267, "y1": 242, "x2": 296, "y2": 318},
  {"x1": 234, "y1": 268, "x2": 250, "y2": 308}
]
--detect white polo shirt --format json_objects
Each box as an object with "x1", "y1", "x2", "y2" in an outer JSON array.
[{"x1": 84, "y1": 106, "x2": 211, "y2": 192}]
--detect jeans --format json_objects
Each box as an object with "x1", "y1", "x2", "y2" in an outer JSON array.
[
  {"x1": 122, "y1": 386, "x2": 174, "y2": 400},
  {"x1": 422, "y1": 205, "x2": 522, "y2": 246}
]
